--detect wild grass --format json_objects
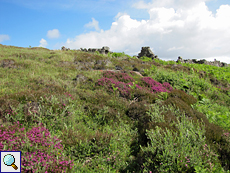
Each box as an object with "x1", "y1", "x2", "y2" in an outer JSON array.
[{"x1": 0, "y1": 43, "x2": 230, "y2": 172}]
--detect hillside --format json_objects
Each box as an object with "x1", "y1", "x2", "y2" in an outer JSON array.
[{"x1": 0, "y1": 44, "x2": 230, "y2": 172}]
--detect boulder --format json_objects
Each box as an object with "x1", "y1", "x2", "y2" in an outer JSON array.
[
  {"x1": 61, "y1": 46, "x2": 66, "y2": 51},
  {"x1": 137, "y1": 47, "x2": 155, "y2": 59},
  {"x1": 102, "y1": 46, "x2": 110, "y2": 51},
  {"x1": 115, "y1": 65, "x2": 123, "y2": 70},
  {"x1": 61, "y1": 46, "x2": 70, "y2": 51},
  {"x1": 100, "y1": 49, "x2": 105, "y2": 55},
  {"x1": 102, "y1": 46, "x2": 110, "y2": 54}
]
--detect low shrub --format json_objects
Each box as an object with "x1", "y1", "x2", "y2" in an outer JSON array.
[{"x1": 0, "y1": 122, "x2": 73, "y2": 172}]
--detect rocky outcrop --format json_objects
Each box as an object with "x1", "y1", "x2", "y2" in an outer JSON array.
[
  {"x1": 61, "y1": 45, "x2": 228, "y2": 68},
  {"x1": 176, "y1": 56, "x2": 228, "y2": 67},
  {"x1": 137, "y1": 47, "x2": 159, "y2": 60},
  {"x1": 61, "y1": 46, "x2": 113, "y2": 55},
  {"x1": 80, "y1": 46, "x2": 113, "y2": 55},
  {"x1": 61, "y1": 46, "x2": 70, "y2": 51}
]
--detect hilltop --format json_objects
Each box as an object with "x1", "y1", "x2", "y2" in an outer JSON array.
[{"x1": 0, "y1": 44, "x2": 230, "y2": 172}]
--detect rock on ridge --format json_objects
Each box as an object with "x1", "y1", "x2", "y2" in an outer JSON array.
[
  {"x1": 177, "y1": 56, "x2": 228, "y2": 67},
  {"x1": 80, "y1": 46, "x2": 113, "y2": 55},
  {"x1": 137, "y1": 47, "x2": 159, "y2": 60}
]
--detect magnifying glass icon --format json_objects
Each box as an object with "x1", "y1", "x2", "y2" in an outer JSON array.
[{"x1": 3, "y1": 154, "x2": 18, "y2": 170}]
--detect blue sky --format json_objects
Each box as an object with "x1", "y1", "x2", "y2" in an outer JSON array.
[{"x1": 1, "y1": 0, "x2": 230, "y2": 64}]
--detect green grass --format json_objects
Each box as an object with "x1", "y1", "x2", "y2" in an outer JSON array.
[{"x1": 0, "y1": 43, "x2": 230, "y2": 172}]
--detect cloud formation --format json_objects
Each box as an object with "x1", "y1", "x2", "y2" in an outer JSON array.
[
  {"x1": 84, "y1": 18, "x2": 100, "y2": 31},
  {"x1": 39, "y1": 38, "x2": 48, "y2": 47},
  {"x1": 0, "y1": 35, "x2": 10, "y2": 43},
  {"x1": 47, "y1": 29, "x2": 60, "y2": 39},
  {"x1": 65, "y1": 0, "x2": 230, "y2": 63}
]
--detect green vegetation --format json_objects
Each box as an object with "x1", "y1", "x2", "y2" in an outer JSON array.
[{"x1": 0, "y1": 43, "x2": 229, "y2": 172}]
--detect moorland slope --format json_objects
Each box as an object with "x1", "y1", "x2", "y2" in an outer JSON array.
[{"x1": 0, "y1": 44, "x2": 230, "y2": 172}]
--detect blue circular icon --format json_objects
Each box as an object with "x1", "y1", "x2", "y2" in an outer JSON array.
[
  {"x1": 3, "y1": 154, "x2": 18, "y2": 170},
  {"x1": 3, "y1": 154, "x2": 15, "y2": 166}
]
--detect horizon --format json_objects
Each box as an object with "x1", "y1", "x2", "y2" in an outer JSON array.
[
  {"x1": 2, "y1": 43, "x2": 230, "y2": 65},
  {"x1": 1, "y1": 0, "x2": 230, "y2": 64}
]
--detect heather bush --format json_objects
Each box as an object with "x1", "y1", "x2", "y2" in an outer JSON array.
[
  {"x1": 0, "y1": 121, "x2": 73, "y2": 172},
  {"x1": 95, "y1": 77, "x2": 133, "y2": 99},
  {"x1": 161, "y1": 97, "x2": 197, "y2": 122},
  {"x1": 141, "y1": 110, "x2": 223, "y2": 173},
  {"x1": 136, "y1": 103, "x2": 180, "y2": 148},
  {"x1": 204, "y1": 123, "x2": 230, "y2": 171},
  {"x1": 125, "y1": 100, "x2": 149, "y2": 121},
  {"x1": 130, "y1": 87, "x2": 158, "y2": 104},
  {"x1": 95, "y1": 72, "x2": 174, "y2": 102},
  {"x1": 167, "y1": 89, "x2": 197, "y2": 106},
  {"x1": 102, "y1": 71, "x2": 135, "y2": 83},
  {"x1": 139, "y1": 77, "x2": 173, "y2": 94}
]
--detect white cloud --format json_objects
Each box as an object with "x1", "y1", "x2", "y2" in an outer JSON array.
[
  {"x1": 39, "y1": 38, "x2": 48, "y2": 47},
  {"x1": 47, "y1": 29, "x2": 60, "y2": 39},
  {"x1": 65, "y1": 0, "x2": 230, "y2": 64},
  {"x1": 84, "y1": 18, "x2": 100, "y2": 31},
  {"x1": 167, "y1": 46, "x2": 184, "y2": 51},
  {"x1": 0, "y1": 35, "x2": 10, "y2": 43},
  {"x1": 132, "y1": 0, "x2": 210, "y2": 10}
]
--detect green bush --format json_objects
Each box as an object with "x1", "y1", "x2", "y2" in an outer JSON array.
[
  {"x1": 168, "y1": 89, "x2": 197, "y2": 106},
  {"x1": 141, "y1": 112, "x2": 223, "y2": 173},
  {"x1": 112, "y1": 52, "x2": 125, "y2": 58}
]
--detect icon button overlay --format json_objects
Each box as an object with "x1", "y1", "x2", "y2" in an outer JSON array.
[{"x1": 1, "y1": 151, "x2": 21, "y2": 173}]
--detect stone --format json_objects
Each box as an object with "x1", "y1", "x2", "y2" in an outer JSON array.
[
  {"x1": 115, "y1": 65, "x2": 123, "y2": 70},
  {"x1": 100, "y1": 49, "x2": 105, "y2": 55},
  {"x1": 79, "y1": 46, "x2": 112, "y2": 55},
  {"x1": 176, "y1": 57, "x2": 228, "y2": 67},
  {"x1": 137, "y1": 47, "x2": 155, "y2": 59},
  {"x1": 61, "y1": 46, "x2": 66, "y2": 51},
  {"x1": 154, "y1": 55, "x2": 159, "y2": 59},
  {"x1": 61, "y1": 46, "x2": 70, "y2": 51},
  {"x1": 133, "y1": 67, "x2": 139, "y2": 71},
  {"x1": 73, "y1": 74, "x2": 88, "y2": 85},
  {"x1": 102, "y1": 46, "x2": 110, "y2": 51}
]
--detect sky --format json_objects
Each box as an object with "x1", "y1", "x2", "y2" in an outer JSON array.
[{"x1": 1, "y1": 0, "x2": 230, "y2": 64}]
